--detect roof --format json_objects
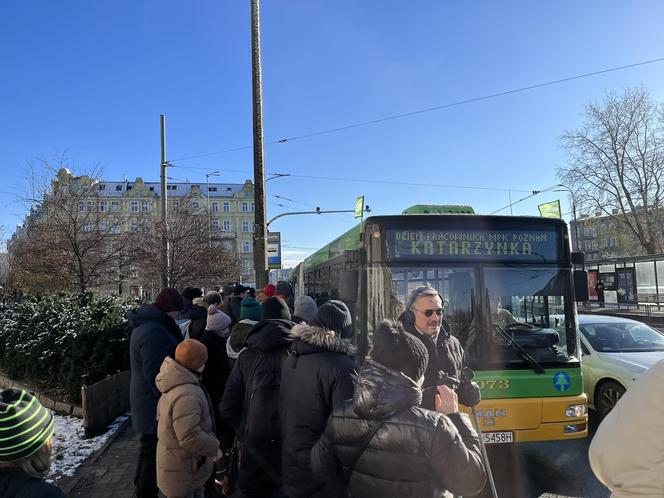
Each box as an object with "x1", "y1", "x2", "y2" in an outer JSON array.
[{"x1": 94, "y1": 181, "x2": 248, "y2": 198}]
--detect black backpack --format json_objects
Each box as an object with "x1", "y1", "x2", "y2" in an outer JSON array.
[{"x1": 243, "y1": 349, "x2": 285, "y2": 447}]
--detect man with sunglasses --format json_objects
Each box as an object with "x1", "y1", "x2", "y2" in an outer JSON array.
[{"x1": 399, "y1": 286, "x2": 481, "y2": 410}]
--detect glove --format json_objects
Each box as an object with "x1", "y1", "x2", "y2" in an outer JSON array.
[{"x1": 457, "y1": 380, "x2": 481, "y2": 408}]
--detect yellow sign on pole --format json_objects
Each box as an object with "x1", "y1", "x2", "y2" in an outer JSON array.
[
  {"x1": 538, "y1": 200, "x2": 561, "y2": 218},
  {"x1": 354, "y1": 195, "x2": 365, "y2": 219}
]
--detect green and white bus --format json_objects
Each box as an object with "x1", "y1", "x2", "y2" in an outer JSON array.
[{"x1": 291, "y1": 205, "x2": 589, "y2": 443}]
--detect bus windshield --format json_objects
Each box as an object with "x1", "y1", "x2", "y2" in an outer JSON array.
[{"x1": 368, "y1": 265, "x2": 577, "y2": 370}]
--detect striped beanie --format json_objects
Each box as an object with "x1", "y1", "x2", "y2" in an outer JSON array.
[{"x1": 0, "y1": 389, "x2": 54, "y2": 462}]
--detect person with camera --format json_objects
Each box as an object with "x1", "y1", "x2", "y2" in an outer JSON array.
[
  {"x1": 311, "y1": 319, "x2": 486, "y2": 497},
  {"x1": 398, "y1": 286, "x2": 481, "y2": 410}
]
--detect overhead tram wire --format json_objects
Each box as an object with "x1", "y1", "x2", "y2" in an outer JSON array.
[
  {"x1": 168, "y1": 162, "x2": 532, "y2": 193},
  {"x1": 168, "y1": 57, "x2": 664, "y2": 162},
  {"x1": 490, "y1": 184, "x2": 562, "y2": 214}
]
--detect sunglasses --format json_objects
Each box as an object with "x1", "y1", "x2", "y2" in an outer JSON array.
[{"x1": 413, "y1": 307, "x2": 443, "y2": 317}]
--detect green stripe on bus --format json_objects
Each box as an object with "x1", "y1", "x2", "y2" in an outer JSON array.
[{"x1": 473, "y1": 368, "x2": 582, "y2": 399}]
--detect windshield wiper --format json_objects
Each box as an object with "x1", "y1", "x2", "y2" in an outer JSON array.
[{"x1": 493, "y1": 324, "x2": 545, "y2": 374}]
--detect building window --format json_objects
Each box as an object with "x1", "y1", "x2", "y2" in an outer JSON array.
[
  {"x1": 78, "y1": 201, "x2": 85, "y2": 212},
  {"x1": 192, "y1": 201, "x2": 200, "y2": 209},
  {"x1": 111, "y1": 223, "x2": 120, "y2": 234},
  {"x1": 209, "y1": 187, "x2": 217, "y2": 192},
  {"x1": 127, "y1": 185, "x2": 133, "y2": 191},
  {"x1": 223, "y1": 241, "x2": 232, "y2": 251},
  {"x1": 141, "y1": 200, "x2": 149, "y2": 212},
  {"x1": 242, "y1": 221, "x2": 251, "y2": 232},
  {"x1": 131, "y1": 219, "x2": 139, "y2": 231},
  {"x1": 149, "y1": 186, "x2": 155, "y2": 192},
  {"x1": 111, "y1": 201, "x2": 120, "y2": 212},
  {"x1": 130, "y1": 267, "x2": 138, "y2": 279},
  {"x1": 251, "y1": 203, "x2": 255, "y2": 212},
  {"x1": 86, "y1": 200, "x2": 93, "y2": 212},
  {"x1": 131, "y1": 201, "x2": 139, "y2": 212},
  {"x1": 241, "y1": 202, "x2": 249, "y2": 212},
  {"x1": 100, "y1": 220, "x2": 109, "y2": 232},
  {"x1": 98, "y1": 184, "x2": 106, "y2": 191},
  {"x1": 167, "y1": 185, "x2": 177, "y2": 191},
  {"x1": 100, "y1": 201, "x2": 108, "y2": 212},
  {"x1": 116, "y1": 185, "x2": 122, "y2": 191},
  {"x1": 243, "y1": 241, "x2": 252, "y2": 253},
  {"x1": 82, "y1": 222, "x2": 92, "y2": 233},
  {"x1": 245, "y1": 190, "x2": 251, "y2": 197},
  {"x1": 223, "y1": 220, "x2": 231, "y2": 231},
  {"x1": 212, "y1": 219, "x2": 220, "y2": 230},
  {"x1": 242, "y1": 260, "x2": 251, "y2": 272},
  {"x1": 223, "y1": 202, "x2": 230, "y2": 212},
  {"x1": 212, "y1": 202, "x2": 219, "y2": 212}
]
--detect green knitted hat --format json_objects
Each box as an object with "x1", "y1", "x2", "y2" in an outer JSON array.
[{"x1": 0, "y1": 389, "x2": 55, "y2": 462}]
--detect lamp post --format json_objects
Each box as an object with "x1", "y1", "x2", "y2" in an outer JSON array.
[
  {"x1": 266, "y1": 173, "x2": 291, "y2": 183},
  {"x1": 205, "y1": 171, "x2": 220, "y2": 247},
  {"x1": 554, "y1": 184, "x2": 580, "y2": 252}
]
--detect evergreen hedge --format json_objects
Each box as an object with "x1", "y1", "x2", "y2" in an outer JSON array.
[{"x1": 0, "y1": 293, "x2": 140, "y2": 404}]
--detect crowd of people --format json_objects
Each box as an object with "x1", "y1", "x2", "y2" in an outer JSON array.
[
  {"x1": 123, "y1": 282, "x2": 488, "y2": 498},
  {"x1": 2, "y1": 279, "x2": 661, "y2": 497}
]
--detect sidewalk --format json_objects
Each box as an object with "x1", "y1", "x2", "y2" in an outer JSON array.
[{"x1": 62, "y1": 421, "x2": 139, "y2": 498}]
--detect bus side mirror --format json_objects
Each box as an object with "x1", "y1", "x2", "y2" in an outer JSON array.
[
  {"x1": 571, "y1": 252, "x2": 585, "y2": 266},
  {"x1": 574, "y1": 270, "x2": 589, "y2": 302},
  {"x1": 340, "y1": 269, "x2": 358, "y2": 303}
]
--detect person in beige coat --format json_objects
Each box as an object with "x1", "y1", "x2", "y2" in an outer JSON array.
[
  {"x1": 156, "y1": 339, "x2": 221, "y2": 498},
  {"x1": 589, "y1": 358, "x2": 664, "y2": 498}
]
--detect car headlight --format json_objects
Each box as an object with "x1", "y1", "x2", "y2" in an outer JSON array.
[{"x1": 566, "y1": 404, "x2": 587, "y2": 418}]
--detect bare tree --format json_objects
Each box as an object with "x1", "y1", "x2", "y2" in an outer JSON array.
[
  {"x1": 136, "y1": 205, "x2": 241, "y2": 290},
  {"x1": 559, "y1": 87, "x2": 664, "y2": 255},
  {"x1": 10, "y1": 160, "x2": 141, "y2": 293}
]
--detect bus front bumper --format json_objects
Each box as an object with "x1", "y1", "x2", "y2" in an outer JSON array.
[{"x1": 460, "y1": 394, "x2": 588, "y2": 443}]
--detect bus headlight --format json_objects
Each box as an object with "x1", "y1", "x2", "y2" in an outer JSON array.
[{"x1": 565, "y1": 404, "x2": 587, "y2": 418}]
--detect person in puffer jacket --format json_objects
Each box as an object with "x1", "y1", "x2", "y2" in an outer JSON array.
[
  {"x1": 589, "y1": 358, "x2": 664, "y2": 498},
  {"x1": 311, "y1": 319, "x2": 486, "y2": 498},
  {"x1": 280, "y1": 301, "x2": 357, "y2": 498},
  {"x1": 156, "y1": 340, "x2": 221, "y2": 498},
  {"x1": 220, "y1": 297, "x2": 294, "y2": 497}
]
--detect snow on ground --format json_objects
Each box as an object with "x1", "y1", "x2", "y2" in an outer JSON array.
[{"x1": 47, "y1": 413, "x2": 127, "y2": 482}]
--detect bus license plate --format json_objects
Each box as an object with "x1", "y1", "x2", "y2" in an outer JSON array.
[{"x1": 482, "y1": 431, "x2": 513, "y2": 444}]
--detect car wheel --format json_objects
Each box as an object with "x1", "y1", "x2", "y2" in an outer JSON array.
[{"x1": 596, "y1": 381, "x2": 626, "y2": 418}]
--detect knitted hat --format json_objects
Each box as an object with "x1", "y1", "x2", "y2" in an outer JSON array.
[
  {"x1": 240, "y1": 296, "x2": 262, "y2": 321},
  {"x1": 317, "y1": 300, "x2": 353, "y2": 339},
  {"x1": 263, "y1": 284, "x2": 276, "y2": 297},
  {"x1": 0, "y1": 389, "x2": 55, "y2": 462},
  {"x1": 175, "y1": 339, "x2": 208, "y2": 371},
  {"x1": 155, "y1": 288, "x2": 184, "y2": 313},
  {"x1": 294, "y1": 295, "x2": 318, "y2": 323},
  {"x1": 372, "y1": 320, "x2": 429, "y2": 381},
  {"x1": 276, "y1": 281, "x2": 292, "y2": 298},
  {"x1": 262, "y1": 296, "x2": 291, "y2": 320},
  {"x1": 207, "y1": 309, "x2": 232, "y2": 332},
  {"x1": 203, "y1": 291, "x2": 222, "y2": 305},
  {"x1": 181, "y1": 287, "x2": 203, "y2": 301}
]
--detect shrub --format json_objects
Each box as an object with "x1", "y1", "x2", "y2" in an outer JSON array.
[{"x1": 0, "y1": 293, "x2": 140, "y2": 403}]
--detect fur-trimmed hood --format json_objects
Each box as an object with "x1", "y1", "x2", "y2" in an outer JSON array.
[{"x1": 290, "y1": 323, "x2": 356, "y2": 356}]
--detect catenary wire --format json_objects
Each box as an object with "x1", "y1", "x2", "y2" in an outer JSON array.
[{"x1": 169, "y1": 57, "x2": 664, "y2": 162}]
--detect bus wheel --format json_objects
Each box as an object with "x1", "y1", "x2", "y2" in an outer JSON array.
[{"x1": 596, "y1": 381, "x2": 625, "y2": 418}]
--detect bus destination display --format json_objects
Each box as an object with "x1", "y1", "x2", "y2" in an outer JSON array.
[{"x1": 385, "y1": 229, "x2": 560, "y2": 262}]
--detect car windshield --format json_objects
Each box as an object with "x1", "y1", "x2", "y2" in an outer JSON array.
[{"x1": 580, "y1": 322, "x2": 664, "y2": 352}]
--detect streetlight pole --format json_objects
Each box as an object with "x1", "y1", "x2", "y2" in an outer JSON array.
[
  {"x1": 159, "y1": 115, "x2": 169, "y2": 290},
  {"x1": 205, "y1": 171, "x2": 220, "y2": 247},
  {"x1": 555, "y1": 184, "x2": 580, "y2": 252}
]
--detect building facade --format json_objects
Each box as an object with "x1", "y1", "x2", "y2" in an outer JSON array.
[{"x1": 12, "y1": 168, "x2": 257, "y2": 297}]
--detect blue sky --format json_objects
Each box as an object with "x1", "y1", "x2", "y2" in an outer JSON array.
[{"x1": 2, "y1": 1, "x2": 664, "y2": 265}]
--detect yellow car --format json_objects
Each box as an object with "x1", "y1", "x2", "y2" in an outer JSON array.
[{"x1": 579, "y1": 314, "x2": 664, "y2": 417}]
